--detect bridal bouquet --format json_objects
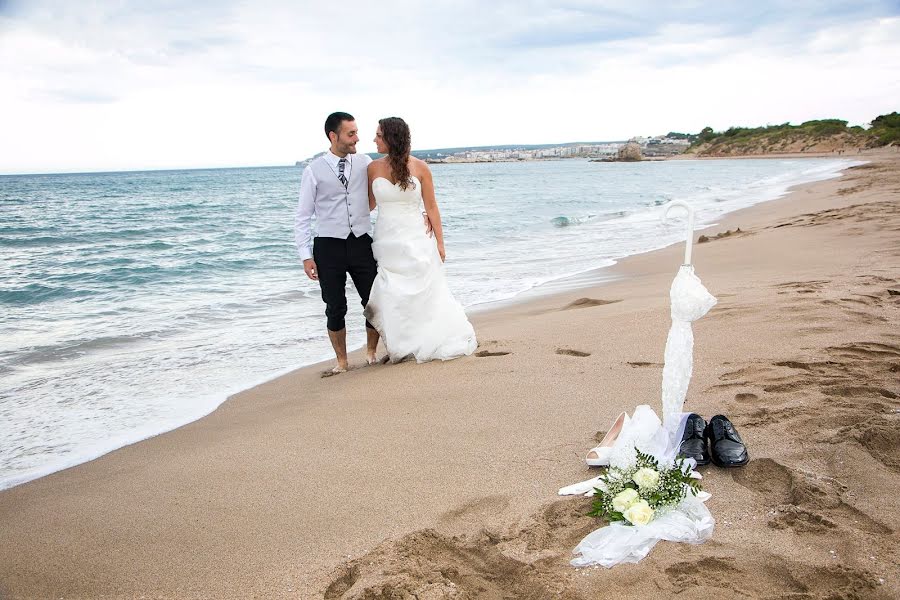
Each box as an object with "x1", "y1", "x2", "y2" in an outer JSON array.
[{"x1": 589, "y1": 449, "x2": 702, "y2": 526}]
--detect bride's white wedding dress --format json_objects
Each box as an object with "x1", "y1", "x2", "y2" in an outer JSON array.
[{"x1": 364, "y1": 176, "x2": 477, "y2": 363}]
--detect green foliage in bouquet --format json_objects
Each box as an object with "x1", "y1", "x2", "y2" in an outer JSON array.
[{"x1": 588, "y1": 449, "x2": 702, "y2": 526}]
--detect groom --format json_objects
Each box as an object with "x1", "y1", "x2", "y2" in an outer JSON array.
[{"x1": 295, "y1": 112, "x2": 379, "y2": 373}]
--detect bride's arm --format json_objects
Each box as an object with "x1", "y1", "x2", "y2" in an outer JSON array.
[
  {"x1": 419, "y1": 165, "x2": 445, "y2": 261},
  {"x1": 367, "y1": 162, "x2": 378, "y2": 211}
]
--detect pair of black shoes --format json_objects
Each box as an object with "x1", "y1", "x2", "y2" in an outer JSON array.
[{"x1": 679, "y1": 414, "x2": 749, "y2": 467}]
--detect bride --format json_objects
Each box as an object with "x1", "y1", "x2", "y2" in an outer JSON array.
[{"x1": 364, "y1": 117, "x2": 477, "y2": 363}]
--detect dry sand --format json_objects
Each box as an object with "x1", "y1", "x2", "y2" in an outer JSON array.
[{"x1": 1, "y1": 152, "x2": 898, "y2": 599}]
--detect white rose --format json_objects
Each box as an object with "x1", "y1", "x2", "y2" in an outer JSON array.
[
  {"x1": 623, "y1": 500, "x2": 655, "y2": 526},
  {"x1": 611, "y1": 488, "x2": 640, "y2": 513},
  {"x1": 632, "y1": 467, "x2": 660, "y2": 490}
]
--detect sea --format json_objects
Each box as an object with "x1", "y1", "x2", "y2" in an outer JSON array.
[{"x1": 0, "y1": 157, "x2": 859, "y2": 490}]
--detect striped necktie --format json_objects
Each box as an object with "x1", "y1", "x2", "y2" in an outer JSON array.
[{"x1": 338, "y1": 158, "x2": 348, "y2": 188}]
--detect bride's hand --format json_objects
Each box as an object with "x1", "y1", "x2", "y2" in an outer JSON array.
[{"x1": 438, "y1": 244, "x2": 446, "y2": 262}]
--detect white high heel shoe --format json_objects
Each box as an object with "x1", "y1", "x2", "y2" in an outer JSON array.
[{"x1": 585, "y1": 412, "x2": 628, "y2": 467}]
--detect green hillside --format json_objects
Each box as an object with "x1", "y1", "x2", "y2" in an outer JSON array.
[{"x1": 688, "y1": 112, "x2": 899, "y2": 156}]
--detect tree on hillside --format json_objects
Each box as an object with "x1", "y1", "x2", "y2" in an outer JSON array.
[
  {"x1": 871, "y1": 112, "x2": 900, "y2": 128},
  {"x1": 697, "y1": 127, "x2": 715, "y2": 143},
  {"x1": 870, "y1": 112, "x2": 900, "y2": 145},
  {"x1": 665, "y1": 132, "x2": 695, "y2": 140}
]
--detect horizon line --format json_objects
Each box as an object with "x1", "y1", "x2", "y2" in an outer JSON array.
[{"x1": 0, "y1": 139, "x2": 637, "y2": 177}]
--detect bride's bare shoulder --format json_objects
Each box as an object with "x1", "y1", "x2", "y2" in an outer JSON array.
[
  {"x1": 368, "y1": 157, "x2": 390, "y2": 177},
  {"x1": 409, "y1": 157, "x2": 432, "y2": 181}
]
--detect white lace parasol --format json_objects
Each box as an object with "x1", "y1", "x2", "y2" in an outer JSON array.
[
  {"x1": 660, "y1": 202, "x2": 717, "y2": 446},
  {"x1": 661, "y1": 265, "x2": 717, "y2": 442}
]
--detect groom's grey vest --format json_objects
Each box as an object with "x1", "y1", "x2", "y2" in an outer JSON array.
[{"x1": 308, "y1": 154, "x2": 371, "y2": 239}]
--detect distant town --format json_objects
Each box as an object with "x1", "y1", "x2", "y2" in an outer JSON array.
[
  {"x1": 419, "y1": 136, "x2": 691, "y2": 163},
  {"x1": 295, "y1": 135, "x2": 693, "y2": 167}
]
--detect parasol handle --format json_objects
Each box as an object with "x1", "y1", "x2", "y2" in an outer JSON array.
[{"x1": 661, "y1": 200, "x2": 695, "y2": 266}]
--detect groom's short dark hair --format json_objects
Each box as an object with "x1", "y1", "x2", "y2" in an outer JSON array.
[{"x1": 325, "y1": 112, "x2": 354, "y2": 140}]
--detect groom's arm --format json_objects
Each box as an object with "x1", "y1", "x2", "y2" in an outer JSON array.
[{"x1": 295, "y1": 166, "x2": 318, "y2": 279}]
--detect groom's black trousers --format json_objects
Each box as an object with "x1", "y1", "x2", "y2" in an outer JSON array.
[{"x1": 313, "y1": 233, "x2": 377, "y2": 332}]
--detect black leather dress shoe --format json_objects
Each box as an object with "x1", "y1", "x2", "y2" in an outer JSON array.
[
  {"x1": 678, "y1": 413, "x2": 710, "y2": 465},
  {"x1": 706, "y1": 415, "x2": 749, "y2": 467}
]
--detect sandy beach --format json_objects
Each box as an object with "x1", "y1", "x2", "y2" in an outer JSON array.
[{"x1": 1, "y1": 152, "x2": 898, "y2": 599}]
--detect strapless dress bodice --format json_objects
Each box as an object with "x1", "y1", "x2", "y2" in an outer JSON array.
[{"x1": 372, "y1": 176, "x2": 423, "y2": 218}]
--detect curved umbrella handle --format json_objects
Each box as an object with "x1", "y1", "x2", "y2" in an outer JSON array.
[{"x1": 662, "y1": 200, "x2": 695, "y2": 266}]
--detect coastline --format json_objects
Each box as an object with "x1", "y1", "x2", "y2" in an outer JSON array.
[{"x1": 1, "y1": 152, "x2": 897, "y2": 598}]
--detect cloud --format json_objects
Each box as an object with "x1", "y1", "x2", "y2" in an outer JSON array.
[
  {"x1": 34, "y1": 89, "x2": 119, "y2": 104},
  {"x1": 0, "y1": 1, "x2": 898, "y2": 173}
]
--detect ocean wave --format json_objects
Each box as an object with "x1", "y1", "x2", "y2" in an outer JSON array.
[
  {"x1": 0, "y1": 283, "x2": 94, "y2": 305},
  {"x1": 551, "y1": 214, "x2": 596, "y2": 227},
  {"x1": 0, "y1": 235, "x2": 86, "y2": 247},
  {"x1": 3, "y1": 331, "x2": 167, "y2": 368}
]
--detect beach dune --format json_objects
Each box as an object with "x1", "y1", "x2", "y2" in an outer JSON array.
[{"x1": 1, "y1": 153, "x2": 898, "y2": 599}]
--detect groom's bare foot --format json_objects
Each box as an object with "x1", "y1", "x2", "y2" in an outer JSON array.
[
  {"x1": 321, "y1": 364, "x2": 347, "y2": 378},
  {"x1": 366, "y1": 353, "x2": 378, "y2": 365}
]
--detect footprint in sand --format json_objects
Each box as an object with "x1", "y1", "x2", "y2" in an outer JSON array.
[
  {"x1": 696, "y1": 228, "x2": 750, "y2": 244},
  {"x1": 856, "y1": 420, "x2": 900, "y2": 474},
  {"x1": 772, "y1": 280, "x2": 830, "y2": 293},
  {"x1": 323, "y1": 565, "x2": 360, "y2": 599},
  {"x1": 732, "y1": 458, "x2": 795, "y2": 504},
  {"x1": 322, "y1": 497, "x2": 603, "y2": 599},
  {"x1": 773, "y1": 360, "x2": 815, "y2": 370},
  {"x1": 733, "y1": 392, "x2": 759, "y2": 403},
  {"x1": 822, "y1": 385, "x2": 898, "y2": 400},
  {"x1": 475, "y1": 350, "x2": 510, "y2": 357},
  {"x1": 707, "y1": 304, "x2": 752, "y2": 316},
  {"x1": 438, "y1": 495, "x2": 511, "y2": 528},
  {"x1": 732, "y1": 458, "x2": 892, "y2": 536},
  {"x1": 627, "y1": 361, "x2": 663, "y2": 368},
  {"x1": 556, "y1": 348, "x2": 590, "y2": 357},
  {"x1": 322, "y1": 526, "x2": 577, "y2": 600},
  {"x1": 665, "y1": 557, "x2": 746, "y2": 592},
  {"x1": 560, "y1": 297, "x2": 621, "y2": 310},
  {"x1": 665, "y1": 554, "x2": 882, "y2": 599},
  {"x1": 829, "y1": 341, "x2": 900, "y2": 359},
  {"x1": 797, "y1": 326, "x2": 835, "y2": 335}
]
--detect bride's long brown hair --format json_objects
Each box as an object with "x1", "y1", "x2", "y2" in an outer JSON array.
[{"x1": 379, "y1": 117, "x2": 414, "y2": 191}]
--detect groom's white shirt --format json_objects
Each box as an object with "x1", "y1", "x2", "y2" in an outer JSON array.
[{"x1": 294, "y1": 150, "x2": 373, "y2": 261}]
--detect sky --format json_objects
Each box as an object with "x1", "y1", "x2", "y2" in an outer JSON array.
[{"x1": 1, "y1": 1, "x2": 899, "y2": 174}]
